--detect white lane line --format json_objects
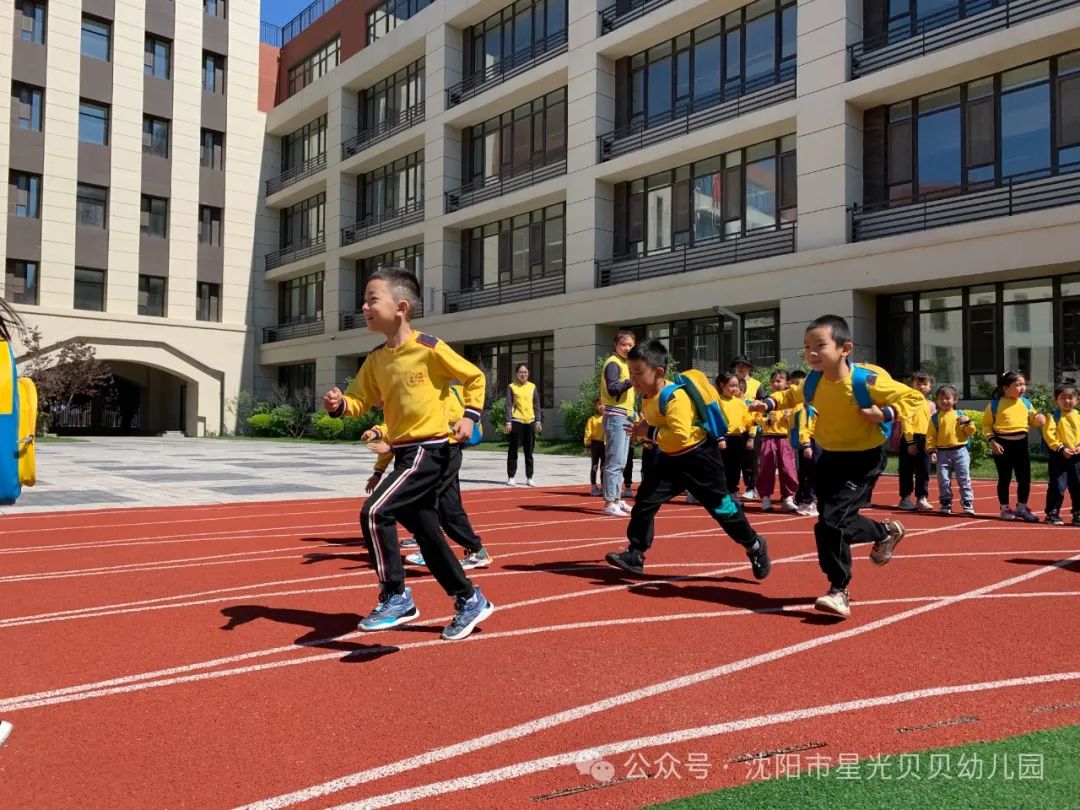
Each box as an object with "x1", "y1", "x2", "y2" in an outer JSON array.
[
  {"x1": 328, "y1": 670, "x2": 1080, "y2": 810},
  {"x1": 238, "y1": 538, "x2": 1074, "y2": 810}
]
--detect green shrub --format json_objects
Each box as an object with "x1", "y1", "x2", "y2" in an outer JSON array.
[
  {"x1": 341, "y1": 408, "x2": 383, "y2": 440},
  {"x1": 559, "y1": 357, "x2": 605, "y2": 442},
  {"x1": 960, "y1": 409, "x2": 991, "y2": 465},
  {"x1": 750, "y1": 360, "x2": 808, "y2": 391},
  {"x1": 246, "y1": 413, "x2": 276, "y2": 436},
  {"x1": 310, "y1": 412, "x2": 344, "y2": 440},
  {"x1": 488, "y1": 397, "x2": 508, "y2": 435}
]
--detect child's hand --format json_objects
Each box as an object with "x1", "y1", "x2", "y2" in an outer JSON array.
[
  {"x1": 859, "y1": 404, "x2": 886, "y2": 424},
  {"x1": 504, "y1": 422, "x2": 512, "y2": 434},
  {"x1": 1035, "y1": 413, "x2": 1047, "y2": 427},
  {"x1": 366, "y1": 440, "x2": 391, "y2": 454},
  {"x1": 323, "y1": 387, "x2": 343, "y2": 413},
  {"x1": 718, "y1": 439, "x2": 728, "y2": 450},
  {"x1": 930, "y1": 452, "x2": 937, "y2": 464},
  {"x1": 803, "y1": 446, "x2": 812, "y2": 459},
  {"x1": 748, "y1": 400, "x2": 768, "y2": 414},
  {"x1": 906, "y1": 443, "x2": 918, "y2": 456},
  {"x1": 454, "y1": 417, "x2": 477, "y2": 444},
  {"x1": 365, "y1": 474, "x2": 381, "y2": 494},
  {"x1": 990, "y1": 439, "x2": 1005, "y2": 456},
  {"x1": 534, "y1": 422, "x2": 543, "y2": 434},
  {"x1": 360, "y1": 429, "x2": 380, "y2": 442},
  {"x1": 1065, "y1": 447, "x2": 1077, "y2": 458},
  {"x1": 746, "y1": 438, "x2": 755, "y2": 450}
]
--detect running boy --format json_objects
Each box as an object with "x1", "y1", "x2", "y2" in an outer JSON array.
[
  {"x1": 1041, "y1": 382, "x2": 1080, "y2": 525},
  {"x1": 750, "y1": 315, "x2": 923, "y2": 618},
  {"x1": 605, "y1": 341, "x2": 772, "y2": 580},
  {"x1": 323, "y1": 268, "x2": 494, "y2": 641},
  {"x1": 897, "y1": 370, "x2": 934, "y2": 512},
  {"x1": 926, "y1": 384, "x2": 976, "y2": 516}
]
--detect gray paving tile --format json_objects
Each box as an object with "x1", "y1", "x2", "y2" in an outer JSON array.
[
  {"x1": 119, "y1": 471, "x2": 262, "y2": 483},
  {"x1": 15, "y1": 489, "x2": 136, "y2": 505},
  {"x1": 207, "y1": 483, "x2": 336, "y2": 495}
]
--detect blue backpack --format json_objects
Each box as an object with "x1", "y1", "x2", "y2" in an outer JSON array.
[
  {"x1": 801, "y1": 363, "x2": 893, "y2": 441},
  {"x1": 931, "y1": 412, "x2": 972, "y2": 449},
  {"x1": 657, "y1": 369, "x2": 729, "y2": 441},
  {"x1": 450, "y1": 386, "x2": 483, "y2": 446},
  {"x1": 1040, "y1": 407, "x2": 1060, "y2": 454},
  {"x1": 789, "y1": 404, "x2": 816, "y2": 450},
  {"x1": 989, "y1": 395, "x2": 1032, "y2": 424}
]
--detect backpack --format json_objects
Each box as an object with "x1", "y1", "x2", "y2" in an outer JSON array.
[
  {"x1": 658, "y1": 369, "x2": 728, "y2": 441},
  {"x1": 931, "y1": 411, "x2": 971, "y2": 449},
  {"x1": 802, "y1": 362, "x2": 893, "y2": 441},
  {"x1": 450, "y1": 385, "x2": 483, "y2": 446},
  {"x1": 1041, "y1": 407, "x2": 1061, "y2": 454},
  {"x1": 789, "y1": 404, "x2": 816, "y2": 450},
  {"x1": 0, "y1": 341, "x2": 37, "y2": 505}
]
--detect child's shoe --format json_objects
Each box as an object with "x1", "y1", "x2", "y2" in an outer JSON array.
[
  {"x1": 526, "y1": 478, "x2": 537, "y2": 487},
  {"x1": 814, "y1": 588, "x2": 851, "y2": 618},
  {"x1": 760, "y1": 496, "x2": 772, "y2": 512},
  {"x1": 400, "y1": 538, "x2": 419, "y2": 549},
  {"x1": 1046, "y1": 512, "x2": 1064, "y2": 526},
  {"x1": 1015, "y1": 505, "x2": 1039, "y2": 523},
  {"x1": 685, "y1": 492, "x2": 697, "y2": 504},
  {"x1": 939, "y1": 503, "x2": 952, "y2": 515},
  {"x1": 1000, "y1": 506, "x2": 1017, "y2": 521},
  {"x1": 897, "y1": 497, "x2": 916, "y2": 510},
  {"x1": 0, "y1": 720, "x2": 11, "y2": 747},
  {"x1": 743, "y1": 489, "x2": 759, "y2": 502},
  {"x1": 442, "y1": 588, "x2": 494, "y2": 641},
  {"x1": 962, "y1": 504, "x2": 977, "y2": 517},
  {"x1": 405, "y1": 552, "x2": 426, "y2": 566},
  {"x1": 616, "y1": 500, "x2": 633, "y2": 514},
  {"x1": 605, "y1": 547, "x2": 645, "y2": 575},
  {"x1": 602, "y1": 502, "x2": 628, "y2": 517},
  {"x1": 506, "y1": 477, "x2": 517, "y2": 487},
  {"x1": 870, "y1": 519, "x2": 905, "y2": 565},
  {"x1": 916, "y1": 497, "x2": 934, "y2": 512},
  {"x1": 796, "y1": 502, "x2": 818, "y2": 517},
  {"x1": 781, "y1": 496, "x2": 797, "y2": 512},
  {"x1": 590, "y1": 485, "x2": 602, "y2": 497},
  {"x1": 747, "y1": 537, "x2": 771, "y2": 580},
  {"x1": 461, "y1": 547, "x2": 493, "y2": 569},
  {"x1": 359, "y1": 588, "x2": 419, "y2": 631},
  {"x1": 1072, "y1": 512, "x2": 1080, "y2": 527}
]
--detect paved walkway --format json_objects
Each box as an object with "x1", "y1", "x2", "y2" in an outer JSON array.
[{"x1": 2, "y1": 437, "x2": 598, "y2": 514}]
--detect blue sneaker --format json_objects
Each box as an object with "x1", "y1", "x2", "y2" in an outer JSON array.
[
  {"x1": 400, "y1": 538, "x2": 419, "y2": 549},
  {"x1": 359, "y1": 587, "x2": 419, "y2": 631},
  {"x1": 405, "y1": 552, "x2": 426, "y2": 566},
  {"x1": 442, "y1": 588, "x2": 494, "y2": 641},
  {"x1": 461, "y1": 547, "x2": 493, "y2": 569}
]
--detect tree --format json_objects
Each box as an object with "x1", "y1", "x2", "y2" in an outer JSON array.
[{"x1": 20, "y1": 328, "x2": 113, "y2": 434}]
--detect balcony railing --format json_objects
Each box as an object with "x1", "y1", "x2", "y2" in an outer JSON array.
[
  {"x1": 281, "y1": 0, "x2": 341, "y2": 45},
  {"x1": 266, "y1": 152, "x2": 327, "y2": 197},
  {"x1": 260, "y1": 21, "x2": 282, "y2": 47},
  {"x1": 341, "y1": 103, "x2": 425, "y2": 160},
  {"x1": 265, "y1": 233, "x2": 326, "y2": 271},
  {"x1": 446, "y1": 30, "x2": 568, "y2": 108},
  {"x1": 446, "y1": 158, "x2": 567, "y2": 213},
  {"x1": 339, "y1": 300, "x2": 423, "y2": 330},
  {"x1": 852, "y1": 165, "x2": 1080, "y2": 241},
  {"x1": 598, "y1": 67, "x2": 796, "y2": 162},
  {"x1": 850, "y1": 0, "x2": 1080, "y2": 78},
  {"x1": 262, "y1": 318, "x2": 325, "y2": 344},
  {"x1": 595, "y1": 223, "x2": 797, "y2": 287},
  {"x1": 340, "y1": 199, "x2": 425, "y2": 247},
  {"x1": 599, "y1": 0, "x2": 677, "y2": 34},
  {"x1": 444, "y1": 271, "x2": 565, "y2": 313}
]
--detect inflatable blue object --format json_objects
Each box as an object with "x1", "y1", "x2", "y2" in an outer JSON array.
[{"x1": 0, "y1": 340, "x2": 21, "y2": 505}]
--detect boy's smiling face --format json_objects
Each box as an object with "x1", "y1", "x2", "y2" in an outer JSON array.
[
  {"x1": 802, "y1": 326, "x2": 851, "y2": 375},
  {"x1": 362, "y1": 278, "x2": 406, "y2": 335},
  {"x1": 629, "y1": 358, "x2": 664, "y2": 396}
]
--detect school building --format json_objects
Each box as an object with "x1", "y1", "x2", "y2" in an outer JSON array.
[{"x1": 4, "y1": 0, "x2": 1080, "y2": 435}]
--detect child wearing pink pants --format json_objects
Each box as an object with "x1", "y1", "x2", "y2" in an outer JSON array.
[{"x1": 756, "y1": 369, "x2": 799, "y2": 512}]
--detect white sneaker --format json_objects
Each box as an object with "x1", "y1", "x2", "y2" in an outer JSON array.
[
  {"x1": 616, "y1": 500, "x2": 632, "y2": 514},
  {"x1": 796, "y1": 503, "x2": 819, "y2": 517},
  {"x1": 526, "y1": 478, "x2": 537, "y2": 487},
  {"x1": 0, "y1": 720, "x2": 12, "y2": 747},
  {"x1": 602, "y1": 503, "x2": 628, "y2": 517},
  {"x1": 781, "y1": 496, "x2": 797, "y2": 512},
  {"x1": 743, "y1": 489, "x2": 759, "y2": 502},
  {"x1": 916, "y1": 497, "x2": 934, "y2": 512},
  {"x1": 507, "y1": 478, "x2": 517, "y2": 487},
  {"x1": 760, "y1": 496, "x2": 773, "y2": 512}
]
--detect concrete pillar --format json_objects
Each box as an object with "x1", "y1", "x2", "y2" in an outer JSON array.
[
  {"x1": 779, "y1": 289, "x2": 877, "y2": 365},
  {"x1": 553, "y1": 323, "x2": 608, "y2": 437}
]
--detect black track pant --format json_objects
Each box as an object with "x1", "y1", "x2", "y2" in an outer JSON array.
[
  {"x1": 437, "y1": 444, "x2": 482, "y2": 554},
  {"x1": 898, "y1": 435, "x2": 931, "y2": 500},
  {"x1": 1045, "y1": 452, "x2": 1080, "y2": 516},
  {"x1": 720, "y1": 434, "x2": 749, "y2": 494},
  {"x1": 993, "y1": 437, "x2": 1031, "y2": 505},
  {"x1": 796, "y1": 441, "x2": 821, "y2": 505},
  {"x1": 507, "y1": 421, "x2": 536, "y2": 479}
]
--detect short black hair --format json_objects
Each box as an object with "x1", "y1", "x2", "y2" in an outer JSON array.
[
  {"x1": 1054, "y1": 382, "x2": 1079, "y2": 399},
  {"x1": 912, "y1": 369, "x2": 934, "y2": 383},
  {"x1": 807, "y1": 314, "x2": 852, "y2": 347},
  {"x1": 367, "y1": 267, "x2": 422, "y2": 318},
  {"x1": 715, "y1": 371, "x2": 737, "y2": 389},
  {"x1": 935, "y1": 384, "x2": 959, "y2": 401},
  {"x1": 789, "y1": 369, "x2": 807, "y2": 382},
  {"x1": 627, "y1": 339, "x2": 668, "y2": 371},
  {"x1": 994, "y1": 370, "x2": 1025, "y2": 399}
]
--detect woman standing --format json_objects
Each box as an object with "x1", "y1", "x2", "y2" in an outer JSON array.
[
  {"x1": 600, "y1": 330, "x2": 637, "y2": 516},
  {"x1": 505, "y1": 363, "x2": 542, "y2": 486}
]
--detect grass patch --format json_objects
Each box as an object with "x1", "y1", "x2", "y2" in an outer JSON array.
[
  {"x1": 650, "y1": 724, "x2": 1079, "y2": 810},
  {"x1": 884, "y1": 453, "x2": 1048, "y2": 481}
]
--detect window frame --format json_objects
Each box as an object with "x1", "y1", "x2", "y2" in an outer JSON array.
[
  {"x1": 13, "y1": 83, "x2": 44, "y2": 131},
  {"x1": 9, "y1": 171, "x2": 42, "y2": 219},
  {"x1": 145, "y1": 35, "x2": 172, "y2": 80},
  {"x1": 200, "y1": 129, "x2": 225, "y2": 169},
  {"x1": 137, "y1": 274, "x2": 167, "y2": 317},
  {"x1": 76, "y1": 183, "x2": 108, "y2": 229},
  {"x1": 5, "y1": 259, "x2": 39, "y2": 305},
  {"x1": 81, "y1": 16, "x2": 111, "y2": 62},
  {"x1": 198, "y1": 205, "x2": 223, "y2": 246},
  {"x1": 19, "y1": 0, "x2": 46, "y2": 44},
  {"x1": 78, "y1": 100, "x2": 110, "y2": 145},
  {"x1": 202, "y1": 51, "x2": 226, "y2": 94},
  {"x1": 460, "y1": 203, "x2": 564, "y2": 289},
  {"x1": 140, "y1": 195, "x2": 169, "y2": 238},
  {"x1": 465, "y1": 335, "x2": 555, "y2": 408},
  {"x1": 196, "y1": 281, "x2": 221, "y2": 322},
  {"x1": 73, "y1": 267, "x2": 106, "y2": 312},
  {"x1": 142, "y1": 115, "x2": 170, "y2": 158}
]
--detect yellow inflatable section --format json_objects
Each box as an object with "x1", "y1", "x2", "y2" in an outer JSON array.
[{"x1": 18, "y1": 376, "x2": 36, "y2": 486}]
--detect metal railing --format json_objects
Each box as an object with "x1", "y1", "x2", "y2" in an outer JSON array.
[
  {"x1": 260, "y1": 22, "x2": 282, "y2": 47},
  {"x1": 262, "y1": 318, "x2": 325, "y2": 343},
  {"x1": 281, "y1": 0, "x2": 341, "y2": 45},
  {"x1": 341, "y1": 104, "x2": 425, "y2": 160},
  {"x1": 852, "y1": 165, "x2": 1080, "y2": 241},
  {"x1": 446, "y1": 30, "x2": 568, "y2": 108},
  {"x1": 266, "y1": 152, "x2": 327, "y2": 197},
  {"x1": 265, "y1": 233, "x2": 326, "y2": 271},
  {"x1": 340, "y1": 199, "x2": 425, "y2": 247},
  {"x1": 595, "y1": 223, "x2": 796, "y2": 287},
  {"x1": 446, "y1": 158, "x2": 567, "y2": 213},
  {"x1": 340, "y1": 300, "x2": 423, "y2": 330},
  {"x1": 444, "y1": 271, "x2": 565, "y2": 313},
  {"x1": 599, "y1": 0, "x2": 677, "y2": 34},
  {"x1": 598, "y1": 67, "x2": 795, "y2": 162},
  {"x1": 850, "y1": 0, "x2": 1080, "y2": 78}
]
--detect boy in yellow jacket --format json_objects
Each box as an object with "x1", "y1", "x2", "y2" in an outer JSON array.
[
  {"x1": 926, "y1": 384, "x2": 976, "y2": 516},
  {"x1": 1041, "y1": 382, "x2": 1080, "y2": 525}
]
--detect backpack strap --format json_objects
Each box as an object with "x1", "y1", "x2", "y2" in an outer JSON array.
[
  {"x1": 801, "y1": 370, "x2": 821, "y2": 408},
  {"x1": 658, "y1": 383, "x2": 679, "y2": 416},
  {"x1": 990, "y1": 397, "x2": 1000, "y2": 423},
  {"x1": 931, "y1": 412, "x2": 939, "y2": 430},
  {"x1": 1022, "y1": 395, "x2": 1033, "y2": 412},
  {"x1": 848, "y1": 364, "x2": 875, "y2": 409}
]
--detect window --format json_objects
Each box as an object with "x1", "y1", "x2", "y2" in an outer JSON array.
[
  {"x1": 871, "y1": 50, "x2": 1080, "y2": 205},
  {"x1": 278, "y1": 363, "x2": 316, "y2": 407},
  {"x1": 460, "y1": 204, "x2": 564, "y2": 289},
  {"x1": 9, "y1": 172, "x2": 41, "y2": 218},
  {"x1": 145, "y1": 36, "x2": 171, "y2": 79},
  {"x1": 204, "y1": 0, "x2": 226, "y2": 18},
  {"x1": 743, "y1": 309, "x2": 779, "y2": 369},
  {"x1": 620, "y1": 1, "x2": 795, "y2": 132},
  {"x1": 74, "y1": 267, "x2": 106, "y2": 311},
  {"x1": 358, "y1": 58, "x2": 424, "y2": 135},
  {"x1": 359, "y1": 151, "x2": 424, "y2": 221},
  {"x1": 198, "y1": 206, "x2": 222, "y2": 246},
  {"x1": 464, "y1": 0, "x2": 568, "y2": 77},
  {"x1": 196, "y1": 282, "x2": 221, "y2": 322},
  {"x1": 367, "y1": 0, "x2": 435, "y2": 45},
  {"x1": 79, "y1": 101, "x2": 109, "y2": 145},
  {"x1": 357, "y1": 244, "x2": 424, "y2": 309},
  {"x1": 286, "y1": 38, "x2": 339, "y2": 97},
  {"x1": 138, "y1": 275, "x2": 166, "y2": 317},
  {"x1": 462, "y1": 88, "x2": 566, "y2": 185},
  {"x1": 141, "y1": 195, "x2": 168, "y2": 237},
  {"x1": 5, "y1": 260, "x2": 38, "y2": 305},
  {"x1": 19, "y1": 1, "x2": 46, "y2": 44},
  {"x1": 76, "y1": 184, "x2": 107, "y2": 228},
  {"x1": 278, "y1": 272, "x2": 324, "y2": 323},
  {"x1": 203, "y1": 52, "x2": 225, "y2": 93},
  {"x1": 280, "y1": 194, "x2": 325, "y2": 248},
  {"x1": 13, "y1": 84, "x2": 43, "y2": 131},
  {"x1": 81, "y1": 17, "x2": 111, "y2": 62},
  {"x1": 142, "y1": 116, "x2": 170, "y2": 158},
  {"x1": 615, "y1": 135, "x2": 794, "y2": 256},
  {"x1": 200, "y1": 129, "x2": 225, "y2": 169},
  {"x1": 466, "y1": 336, "x2": 555, "y2": 407},
  {"x1": 281, "y1": 116, "x2": 326, "y2": 172}
]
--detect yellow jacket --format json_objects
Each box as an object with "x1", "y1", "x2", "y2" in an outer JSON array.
[
  {"x1": 600, "y1": 354, "x2": 634, "y2": 411},
  {"x1": 371, "y1": 384, "x2": 468, "y2": 473},
  {"x1": 1042, "y1": 409, "x2": 1080, "y2": 453},
  {"x1": 507, "y1": 381, "x2": 540, "y2": 423},
  {"x1": 983, "y1": 397, "x2": 1041, "y2": 439},
  {"x1": 926, "y1": 410, "x2": 976, "y2": 451},
  {"x1": 717, "y1": 395, "x2": 751, "y2": 437},
  {"x1": 902, "y1": 398, "x2": 932, "y2": 442},
  {"x1": 756, "y1": 404, "x2": 801, "y2": 438},
  {"x1": 583, "y1": 414, "x2": 604, "y2": 445},
  {"x1": 641, "y1": 388, "x2": 707, "y2": 455}
]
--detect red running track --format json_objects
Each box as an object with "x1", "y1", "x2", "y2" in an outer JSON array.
[{"x1": 0, "y1": 477, "x2": 1078, "y2": 809}]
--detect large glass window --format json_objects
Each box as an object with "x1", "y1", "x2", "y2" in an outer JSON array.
[
  {"x1": 461, "y1": 204, "x2": 564, "y2": 290},
  {"x1": 624, "y1": 313, "x2": 774, "y2": 376},
  {"x1": 9, "y1": 171, "x2": 41, "y2": 218},
  {"x1": 74, "y1": 268, "x2": 106, "y2": 311},
  {"x1": 19, "y1": 1, "x2": 46, "y2": 44},
  {"x1": 281, "y1": 116, "x2": 326, "y2": 172},
  {"x1": 918, "y1": 290, "x2": 963, "y2": 390},
  {"x1": 203, "y1": 52, "x2": 225, "y2": 93},
  {"x1": 465, "y1": 336, "x2": 555, "y2": 408},
  {"x1": 1003, "y1": 279, "x2": 1053, "y2": 386},
  {"x1": 13, "y1": 84, "x2": 43, "y2": 131},
  {"x1": 366, "y1": 0, "x2": 435, "y2": 45},
  {"x1": 196, "y1": 282, "x2": 221, "y2": 322},
  {"x1": 280, "y1": 194, "x2": 325, "y2": 248},
  {"x1": 278, "y1": 272, "x2": 324, "y2": 323},
  {"x1": 286, "y1": 38, "x2": 339, "y2": 97},
  {"x1": 140, "y1": 195, "x2": 168, "y2": 237},
  {"x1": 873, "y1": 50, "x2": 1080, "y2": 205},
  {"x1": 5, "y1": 260, "x2": 38, "y2": 305},
  {"x1": 465, "y1": 0, "x2": 568, "y2": 78},
  {"x1": 138, "y1": 275, "x2": 166, "y2": 317},
  {"x1": 743, "y1": 309, "x2": 779, "y2": 369},
  {"x1": 142, "y1": 116, "x2": 170, "y2": 158},
  {"x1": 201, "y1": 129, "x2": 225, "y2": 169},
  {"x1": 198, "y1": 206, "x2": 222, "y2": 246},
  {"x1": 615, "y1": 135, "x2": 794, "y2": 257},
  {"x1": 278, "y1": 363, "x2": 316, "y2": 407},
  {"x1": 359, "y1": 151, "x2": 424, "y2": 221},
  {"x1": 77, "y1": 184, "x2": 107, "y2": 228},
  {"x1": 463, "y1": 88, "x2": 566, "y2": 185},
  {"x1": 145, "y1": 36, "x2": 171, "y2": 79},
  {"x1": 357, "y1": 244, "x2": 424, "y2": 308},
  {"x1": 81, "y1": 17, "x2": 110, "y2": 62},
  {"x1": 360, "y1": 58, "x2": 424, "y2": 134},
  {"x1": 204, "y1": 0, "x2": 227, "y2": 19},
  {"x1": 78, "y1": 101, "x2": 109, "y2": 145}
]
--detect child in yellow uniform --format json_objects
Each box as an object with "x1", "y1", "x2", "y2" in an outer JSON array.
[
  {"x1": 983, "y1": 370, "x2": 1045, "y2": 522},
  {"x1": 715, "y1": 371, "x2": 752, "y2": 497},
  {"x1": 750, "y1": 315, "x2": 924, "y2": 619},
  {"x1": 926, "y1": 384, "x2": 977, "y2": 516},
  {"x1": 1041, "y1": 382, "x2": 1080, "y2": 525},
  {"x1": 788, "y1": 369, "x2": 819, "y2": 516},
  {"x1": 322, "y1": 268, "x2": 493, "y2": 641},
  {"x1": 605, "y1": 340, "x2": 771, "y2": 579},
  {"x1": 897, "y1": 370, "x2": 934, "y2": 512},
  {"x1": 754, "y1": 369, "x2": 799, "y2": 512},
  {"x1": 584, "y1": 398, "x2": 605, "y2": 496}
]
